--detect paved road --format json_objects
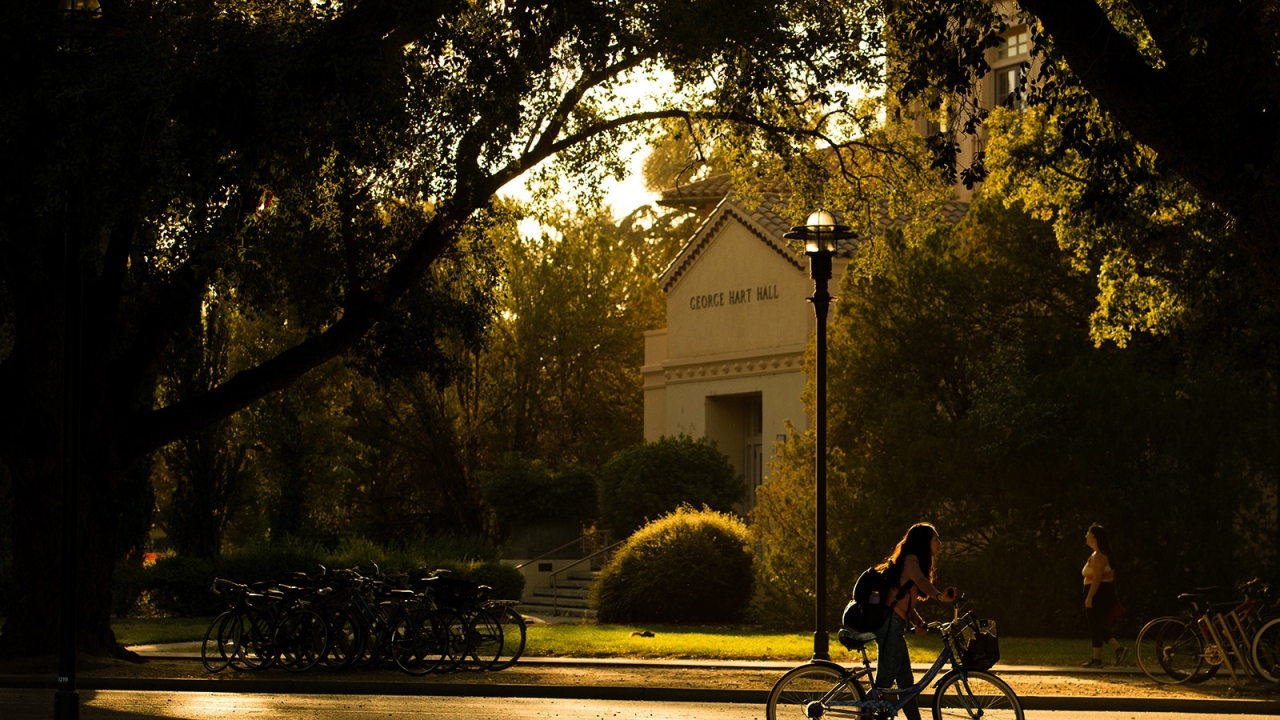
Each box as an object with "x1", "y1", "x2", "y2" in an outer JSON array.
[{"x1": 4, "y1": 690, "x2": 1278, "y2": 720}]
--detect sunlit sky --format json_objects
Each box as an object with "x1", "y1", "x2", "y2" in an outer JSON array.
[
  {"x1": 498, "y1": 140, "x2": 658, "y2": 223},
  {"x1": 498, "y1": 70, "x2": 668, "y2": 235}
]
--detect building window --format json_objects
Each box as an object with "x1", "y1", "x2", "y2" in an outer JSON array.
[
  {"x1": 997, "y1": 30, "x2": 1029, "y2": 60},
  {"x1": 994, "y1": 66, "x2": 1025, "y2": 109}
]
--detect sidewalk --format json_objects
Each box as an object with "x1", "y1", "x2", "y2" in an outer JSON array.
[
  {"x1": 0, "y1": 643, "x2": 1276, "y2": 715},
  {"x1": 125, "y1": 642, "x2": 1155, "y2": 675}
]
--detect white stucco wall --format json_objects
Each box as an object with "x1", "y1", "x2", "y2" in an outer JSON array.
[{"x1": 665, "y1": 220, "x2": 815, "y2": 359}]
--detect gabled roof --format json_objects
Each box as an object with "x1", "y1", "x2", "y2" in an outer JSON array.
[
  {"x1": 659, "y1": 193, "x2": 816, "y2": 293},
  {"x1": 657, "y1": 173, "x2": 970, "y2": 293}
]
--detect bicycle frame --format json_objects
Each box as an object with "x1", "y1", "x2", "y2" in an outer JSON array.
[{"x1": 816, "y1": 621, "x2": 988, "y2": 718}]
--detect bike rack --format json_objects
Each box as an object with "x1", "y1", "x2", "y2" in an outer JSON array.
[{"x1": 1198, "y1": 609, "x2": 1261, "y2": 685}]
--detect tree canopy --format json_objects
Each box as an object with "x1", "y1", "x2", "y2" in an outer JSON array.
[
  {"x1": 884, "y1": 1, "x2": 1280, "y2": 303},
  {"x1": 0, "y1": 0, "x2": 925, "y2": 656}
]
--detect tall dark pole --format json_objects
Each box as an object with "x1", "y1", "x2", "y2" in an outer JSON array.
[
  {"x1": 807, "y1": 249, "x2": 833, "y2": 661},
  {"x1": 55, "y1": 214, "x2": 82, "y2": 720},
  {"x1": 54, "y1": 3, "x2": 99, "y2": 717},
  {"x1": 785, "y1": 210, "x2": 852, "y2": 662}
]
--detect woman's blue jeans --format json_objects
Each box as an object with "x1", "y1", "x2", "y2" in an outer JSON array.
[{"x1": 874, "y1": 613, "x2": 921, "y2": 720}]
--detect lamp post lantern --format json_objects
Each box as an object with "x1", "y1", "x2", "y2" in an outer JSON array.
[{"x1": 784, "y1": 209, "x2": 855, "y2": 661}]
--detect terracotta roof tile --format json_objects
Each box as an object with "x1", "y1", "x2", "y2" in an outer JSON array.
[
  {"x1": 719, "y1": 193, "x2": 969, "y2": 258},
  {"x1": 659, "y1": 173, "x2": 787, "y2": 207},
  {"x1": 663, "y1": 174, "x2": 969, "y2": 245}
]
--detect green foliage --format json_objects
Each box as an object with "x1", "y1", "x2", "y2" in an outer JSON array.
[
  {"x1": 591, "y1": 506, "x2": 754, "y2": 624},
  {"x1": 478, "y1": 206, "x2": 666, "y2": 469},
  {"x1": 158, "y1": 292, "x2": 259, "y2": 558},
  {"x1": 983, "y1": 102, "x2": 1253, "y2": 347},
  {"x1": 113, "y1": 535, "x2": 522, "y2": 617},
  {"x1": 755, "y1": 197, "x2": 1280, "y2": 635},
  {"x1": 751, "y1": 423, "x2": 821, "y2": 629},
  {"x1": 598, "y1": 435, "x2": 744, "y2": 536},
  {"x1": 479, "y1": 454, "x2": 597, "y2": 537}
]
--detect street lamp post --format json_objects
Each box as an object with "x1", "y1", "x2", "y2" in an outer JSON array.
[
  {"x1": 55, "y1": 3, "x2": 101, "y2": 719},
  {"x1": 784, "y1": 210, "x2": 855, "y2": 662}
]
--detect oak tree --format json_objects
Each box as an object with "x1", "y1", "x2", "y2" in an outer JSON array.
[{"x1": 0, "y1": 0, "x2": 904, "y2": 656}]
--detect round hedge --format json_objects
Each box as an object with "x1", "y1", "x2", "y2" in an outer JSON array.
[
  {"x1": 598, "y1": 435, "x2": 742, "y2": 536},
  {"x1": 591, "y1": 506, "x2": 754, "y2": 624}
]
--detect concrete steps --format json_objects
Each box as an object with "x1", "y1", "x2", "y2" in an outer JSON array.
[{"x1": 518, "y1": 570, "x2": 600, "y2": 619}]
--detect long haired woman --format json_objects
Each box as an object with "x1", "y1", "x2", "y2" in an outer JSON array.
[{"x1": 874, "y1": 522, "x2": 957, "y2": 720}]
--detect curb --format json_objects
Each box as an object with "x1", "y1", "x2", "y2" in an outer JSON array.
[
  {"x1": 133, "y1": 652, "x2": 1147, "y2": 676},
  {"x1": 3, "y1": 676, "x2": 1279, "y2": 713}
]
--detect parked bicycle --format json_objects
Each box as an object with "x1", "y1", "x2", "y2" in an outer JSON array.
[
  {"x1": 200, "y1": 566, "x2": 526, "y2": 676},
  {"x1": 766, "y1": 594, "x2": 1021, "y2": 719},
  {"x1": 200, "y1": 577, "x2": 329, "y2": 673},
  {"x1": 1135, "y1": 579, "x2": 1280, "y2": 685}
]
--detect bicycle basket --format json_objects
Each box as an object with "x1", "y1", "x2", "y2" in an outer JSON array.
[
  {"x1": 955, "y1": 618, "x2": 999, "y2": 670},
  {"x1": 423, "y1": 576, "x2": 479, "y2": 610}
]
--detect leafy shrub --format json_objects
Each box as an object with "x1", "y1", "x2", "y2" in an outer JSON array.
[
  {"x1": 112, "y1": 535, "x2": 524, "y2": 617},
  {"x1": 479, "y1": 454, "x2": 597, "y2": 537},
  {"x1": 598, "y1": 435, "x2": 743, "y2": 536},
  {"x1": 591, "y1": 505, "x2": 754, "y2": 623}
]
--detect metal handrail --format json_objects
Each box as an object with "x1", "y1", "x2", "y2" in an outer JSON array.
[
  {"x1": 550, "y1": 539, "x2": 625, "y2": 615},
  {"x1": 512, "y1": 529, "x2": 612, "y2": 570}
]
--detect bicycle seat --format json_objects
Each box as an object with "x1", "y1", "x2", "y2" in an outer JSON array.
[{"x1": 837, "y1": 629, "x2": 876, "y2": 651}]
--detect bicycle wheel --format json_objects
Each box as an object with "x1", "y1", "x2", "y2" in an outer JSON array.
[
  {"x1": 488, "y1": 605, "x2": 527, "y2": 671},
  {"x1": 464, "y1": 608, "x2": 505, "y2": 670},
  {"x1": 1136, "y1": 617, "x2": 1184, "y2": 683},
  {"x1": 933, "y1": 670, "x2": 1023, "y2": 720},
  {"x1": 391, "y1": 608, "x2": 446, "y2": 676},
  {"x1": 766, "y1": 663, "x2": 865, "y2": 720},
  {"x1": 201, "y1": 611, "x2": 241, "y2": 673},
  {"x1": 356, "y1": 605, "x2": 399, "y2": 668},
  {"x1": 1252, "y1": 617, "x2": 1280, "y2": 684},
  {"x1": 434, "y1": 610, "x2": 469, "y2": 673},
  {"x1": 1155, "y1": 617, "x2": 1206, "y2": 684},
  {"x1": 319, "y1": 605, "x2": 363, "y2": 671},
  {"x1": 275, "y1": 608, "x2": 329, "y2": 673},
  {"x1": 234, "y1": 607, "x2": 277, "y2": 672}
]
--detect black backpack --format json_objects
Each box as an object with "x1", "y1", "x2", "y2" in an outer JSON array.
[{"x1": 841, "y1": 566, "x2": 914, "y2": 633}]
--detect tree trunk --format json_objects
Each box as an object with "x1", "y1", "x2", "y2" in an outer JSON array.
[
  {"x1": 0, "y1": 263, "x2": 132, "y2": 657},
  {"x1": 1, "y1": 444, "x2": 128, "y2": 657}
]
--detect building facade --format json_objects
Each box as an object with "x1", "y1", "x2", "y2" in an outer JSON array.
[{"x1": 642, "y1": 184, "x2": 853, "y2": 511}]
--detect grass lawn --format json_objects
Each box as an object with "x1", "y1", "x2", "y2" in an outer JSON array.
[
  {"x1": 114, "y1": 617, "x2": 214, "y2": 647},
  {"x1": 111, "y1": 616, "x2": 1114, "y2": 667},
  {"x1": 526, "y1": 623, "x2": 1117, "y2": 667}
]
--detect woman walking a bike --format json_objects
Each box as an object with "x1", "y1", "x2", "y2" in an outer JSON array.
[
  {"x1": 1082, "y1": 523, "x2": 1126, "y2": 667},
  {"x1": 875, "y1": 523, "x2": 957, "y2": 720},
  {"x1": 764, "y1": 520, "x2": 1023, "y2": 719}
]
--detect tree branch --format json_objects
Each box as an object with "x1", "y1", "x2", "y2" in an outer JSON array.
[
  {"x1": 127, "y1": 205, "x2": 466, "y2": 458},
  {"x1": 1020, "y1": 0, "x2": 1232, "y2": 191}
]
